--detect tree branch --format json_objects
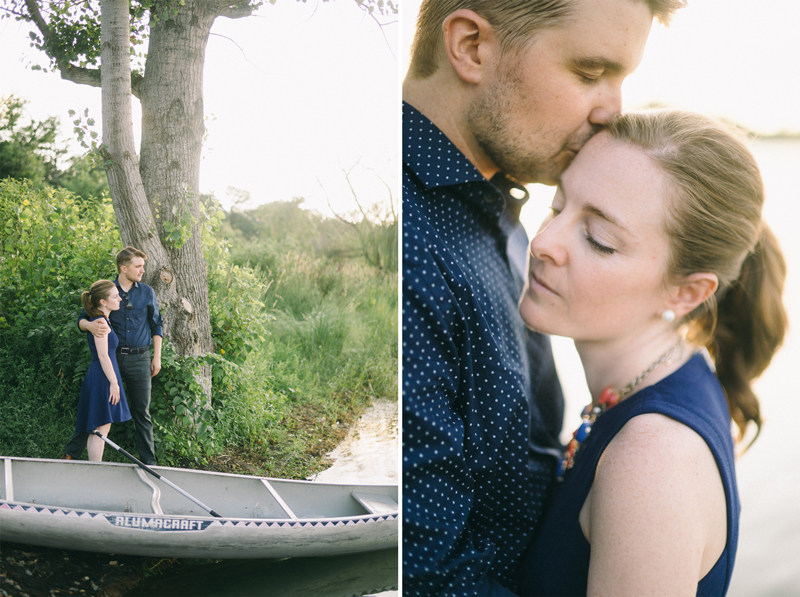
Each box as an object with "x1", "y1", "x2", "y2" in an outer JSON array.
[
  {"x1": 17, "y1": 1, "x2": 144, "y2": 98},
  {"x1": 23, "y1": 0, "x2": 50, "y2": 43},
  {"x1": 316, "y1": 175, "x2": 357, "y2": 228},
  {"x1": 59, "y1": 63, "x2": 100, "y2": 86},
  {"x1": 364, "y1": 165, "x2": 396, "y2": 222},
  {"x1": 340, "y1": 162, "x2": 370, "y2": 222},
  {"x1": 56, "y1": 64, "x2": 142, "y2": 99},
  {"x1": 217, "y1": 1, "x2": 259, "y2": 19},
  {"x1": 356, "y1": 4, "x2": 397, "y2": 60}
]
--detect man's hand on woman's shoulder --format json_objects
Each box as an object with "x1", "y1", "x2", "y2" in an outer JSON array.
[{"x1": 86, "y1": 317, "x2": 110, "y2": 337}]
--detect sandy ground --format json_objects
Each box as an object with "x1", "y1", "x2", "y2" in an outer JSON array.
[
  {"x1": 311, "y1": 398, "x2": 398, "y2": 486},
  {"x1": 311, "y1": 398, "x2": 399, "y2": 597}
]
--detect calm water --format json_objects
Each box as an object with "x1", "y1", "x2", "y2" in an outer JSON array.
[{"x1": 521, "y1": 138, "x2": 800, "y2": 596}]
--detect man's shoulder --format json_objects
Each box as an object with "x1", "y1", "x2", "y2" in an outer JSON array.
[{"x1": 136, "y1": 281, "x2": 157, "y2": 296}]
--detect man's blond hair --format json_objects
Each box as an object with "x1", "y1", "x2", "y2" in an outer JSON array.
[
  {"x1": 407, "y1": 0, "x2": 685, "y2": 79},
  {"x1": 116, "y1": 246, "x2": 147, "y2": 272}
]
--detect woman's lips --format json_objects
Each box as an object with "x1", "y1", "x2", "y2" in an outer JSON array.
[{"x1": 530, "y1": 269, "x2": 558, "y2": 296}]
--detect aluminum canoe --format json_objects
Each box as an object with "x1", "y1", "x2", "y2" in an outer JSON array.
[{"x1": 0, "y1": 456, "x2": 397, "y2": 559}]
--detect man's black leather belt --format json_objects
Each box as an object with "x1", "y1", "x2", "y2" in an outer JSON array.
[{"x1": 119, "y1": 346, "x2": 149, "y2": 355}]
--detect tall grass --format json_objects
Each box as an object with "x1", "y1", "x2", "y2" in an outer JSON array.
[{"x1": 225, "y1": 250, "x2": 397, "y2": 478}]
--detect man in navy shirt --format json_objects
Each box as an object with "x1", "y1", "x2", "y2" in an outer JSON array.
[
  {"x1": 63, "y1": 246, "x2": 163, "y2": 465},
  {"x1": 402, "y1": 1, "x2": 683, "y2": 594}
]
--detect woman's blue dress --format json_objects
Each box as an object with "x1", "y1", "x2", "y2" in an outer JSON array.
[
  {"x1": 518, "y1": 352, "x2": 740, "y2": 596},
  {"x1": 74, "y1": 316, "x2": 131, "y2": 433}
]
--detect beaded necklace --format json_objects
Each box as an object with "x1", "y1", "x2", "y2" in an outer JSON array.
[{"x1": 556, "y1": 339, "x2": 684, "y2": 480}]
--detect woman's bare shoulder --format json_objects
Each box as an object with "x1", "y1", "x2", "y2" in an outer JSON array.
[{"x1": 585, "y1": 412, "x2": 727, "y2": 594}]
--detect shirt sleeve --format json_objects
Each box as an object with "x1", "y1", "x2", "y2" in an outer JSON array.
[
  {"x1": 76, "y1": 308, "x2": 88, "y2": 331},
  {"x1": 402, "y1": 238, "x2": 520, "y2": 597},
  {"x1": 147, "y1": 287, "x2": 164, "y2": 338}
]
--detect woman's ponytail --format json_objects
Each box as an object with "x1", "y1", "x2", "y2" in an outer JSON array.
[
  {"x1": 712, "y1": 225, "x2": 788, "y2": 442},
  {"x1": 82, "y1": 280, "x2": 115, "y2": 319}
]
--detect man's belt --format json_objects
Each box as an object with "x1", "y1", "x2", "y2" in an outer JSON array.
[{"x1": 118, "y1": 346, "x2": 149, "y2": 355}]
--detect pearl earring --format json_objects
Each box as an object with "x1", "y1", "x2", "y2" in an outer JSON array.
[{"x1": 661, "y1": 309, "x2": 676, "y2": 323}]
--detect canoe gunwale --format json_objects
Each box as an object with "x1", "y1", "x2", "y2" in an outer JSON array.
[{"x1": 0, "y1": 498, "x2": 398, "y2": 525}]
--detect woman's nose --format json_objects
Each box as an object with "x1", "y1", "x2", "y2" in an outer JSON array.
[{"x1": 530, "y1": 218, "x2": 567, "y2": 266}]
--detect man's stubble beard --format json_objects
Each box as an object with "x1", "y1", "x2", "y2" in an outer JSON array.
[{"x1": 467, "y1": 61, "x2": 589, "y2": 186}]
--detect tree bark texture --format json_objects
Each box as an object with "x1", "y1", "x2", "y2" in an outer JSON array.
[
  {"x1": 99, "y1": 1, "x2": 228, "y2": 373},
  {"x1": 138, "y1": 1, "x2": 219, "y2": 361},
  {"x1": 100, "y1": 0, "x2": 167, "y2": 263}
]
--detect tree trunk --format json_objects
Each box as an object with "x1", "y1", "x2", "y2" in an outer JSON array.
[
  {"x1": 138, "y1": 1, "x2": 218, "y2": 365},
  {"x1": 100, "y1": 0, "x2": 216, "y2": 397},
  {"x1": 100, "y1": 0, "x2": 163, "y2": 257}
]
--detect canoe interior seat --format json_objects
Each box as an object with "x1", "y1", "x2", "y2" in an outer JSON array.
[{"x1": 351, "y1": 491, "x2": 398, "y2": 515}]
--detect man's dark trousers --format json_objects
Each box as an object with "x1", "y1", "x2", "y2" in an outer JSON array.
[{"x1": 64, "y1": 351, "x2": 156, "y2": 465}]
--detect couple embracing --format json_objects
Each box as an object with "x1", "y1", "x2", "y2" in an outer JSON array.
[
  {"x1": 402, "y1": 1, "x2": 787, "y2": 596},
  {"x1": 62, "y1": 247, "x2": 163, "y2": 464}
]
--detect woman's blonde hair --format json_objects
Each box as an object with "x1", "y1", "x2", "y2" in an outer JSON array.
[
  {"x1": 607, "y1": 110, "x2": 788, "y2": 444},
  {"x1": 81, "y1": 280, "x2": 116, "y2": 318}
]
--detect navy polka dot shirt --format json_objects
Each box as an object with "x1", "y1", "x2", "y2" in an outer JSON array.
[{"x1": 402, "y1": 103, "x2": 564, "y2": 596}]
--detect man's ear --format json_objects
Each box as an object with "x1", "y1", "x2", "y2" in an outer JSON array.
[
  {"x1": 442, "y1": 9, "x2": 496, "y2": 85},
  {"x1": 666, "y1": 272, "x2": 719, "y2": 318}
]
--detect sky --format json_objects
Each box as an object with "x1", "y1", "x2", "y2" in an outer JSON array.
[{"x1": 0, "y1": 1, "x2": 399, "y2": 216}]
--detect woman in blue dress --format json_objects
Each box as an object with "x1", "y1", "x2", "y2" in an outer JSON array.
[
  {"x1": 73, "y1": 279, "x2": 131, "y2": 461},
  {"x1": 517, "y1": 111, "x2": 787, "y2": 596}
]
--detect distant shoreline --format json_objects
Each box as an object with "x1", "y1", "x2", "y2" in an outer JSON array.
[{"x1": 754, "y1": 132, "x2": 800, "y2": 141}]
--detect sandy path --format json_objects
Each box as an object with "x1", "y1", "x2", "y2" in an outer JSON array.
[
  {"x1": 311, "y1": 398, "x2": 399, "y2": 597},
  {"x1": 311, "y1": 398, "x2": 398, "y2": 485}
]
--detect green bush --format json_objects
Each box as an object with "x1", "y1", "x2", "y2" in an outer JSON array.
[{"x1": 0, "y1": 178, "x2": 119, "y2": 328}]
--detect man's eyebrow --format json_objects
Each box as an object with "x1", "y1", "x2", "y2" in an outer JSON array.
[
  {"x1": 583, "y1": 202, "x2": 631, "y2": 235},
  {"x1": 572, "y1": 57, "x2": 626, "y2": 74}
]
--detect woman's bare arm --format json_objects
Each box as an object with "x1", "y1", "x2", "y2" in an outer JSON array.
[{"x1": 94, "y1": 330, "x2": 121, "y2": 405}]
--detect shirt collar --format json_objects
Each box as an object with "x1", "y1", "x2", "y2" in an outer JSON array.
[
  {"x1": 403, "y1": 102, "x2": 486, "y2": 190},
  {"x1": 114, "y1": 276, "x2": 139, "y2": 293},
  {"x1": 403, "y1": 101, "x2": 530, "y2": 224}
]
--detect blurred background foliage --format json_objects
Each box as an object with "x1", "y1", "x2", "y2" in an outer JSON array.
[{"x1": 0, "y1": 95, "x2": 397, "y2": 479}]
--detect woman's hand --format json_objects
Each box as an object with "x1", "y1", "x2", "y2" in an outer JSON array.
[{"x1": 109, "y1": 383, "x2": 120, "y2": 405}]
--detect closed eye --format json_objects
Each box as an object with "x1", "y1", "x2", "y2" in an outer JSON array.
[
  {"x1": 578, "y1": 72, "x2": 601, "y2": 84},
  {"x1": 585, "y1": 233, "x2": 615, "y2": 255}
]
